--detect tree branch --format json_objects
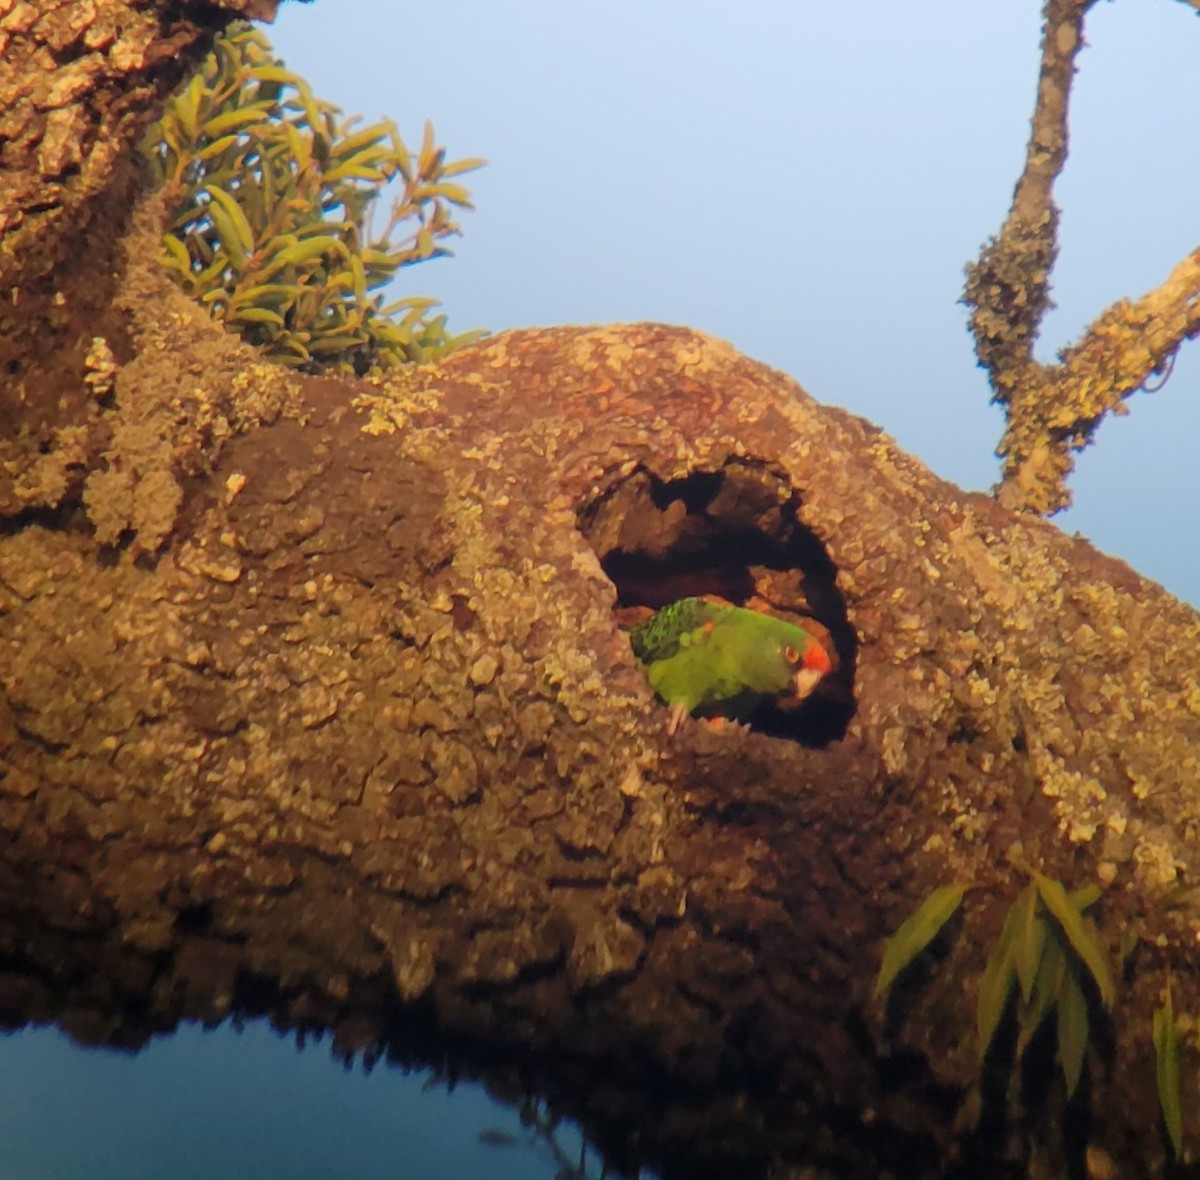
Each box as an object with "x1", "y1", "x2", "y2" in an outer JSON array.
[
  {"x1": 5, "y1": 3, "x2": 1200, "y2": 1176},
  {"x1": 964, "y1": 0, "x2": 1094, "y2": 393},
  {"x1": 3, "y1": 186, "x2": 1200, "y2": 1176},
  {"x1": 0, "y1": 0, "x2": 277, "y2": 298},
  {"x1": 998, "y1": 245, "x2": 1200, "y2": 514},
  {"x1": 965, "y1": 0, "x2": 1200, "y2": 515}
]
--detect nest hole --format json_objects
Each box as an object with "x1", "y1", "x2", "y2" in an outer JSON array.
[{"x1": 577, "y1": 459, "x2": 856, "y2": 746}]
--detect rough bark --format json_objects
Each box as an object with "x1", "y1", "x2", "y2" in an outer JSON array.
[
  {"x1": 0, "y1": 0, "x2": 280, "y2": 524},
  {"x1": 0, "y1": 0, "x2": 279, "y2": 293},
  {"x1": 2, "y1": 187, "x2": 1200, "y2": 1178},
  {"x1": 4, "y1": 4, "x2": 1200, "y2": 1179}
]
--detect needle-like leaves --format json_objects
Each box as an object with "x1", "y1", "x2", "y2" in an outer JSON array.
[
  {"x1": 977, "y1": 903, "x2": 1019, "y2": 1060},
  {"x1": 141, "y1": 22, "x2": 486, "y2": 373},
  {"x1": 873, "y1": 884, "x2": 965, "y2": 1001},
  {"x1": 1056, "y1": 967, "x2": 1088, "y2": 1098},
  {"x1": 1011, "y1": 884, "x2": 1045, "y2": 1002},
  {"x1": 881, "y1": 870, "x2": 1117, "y2": 1128},
  {"x1": 1153, "y1": 986, "x2": 1184, "y2": 1160},
  {"x1": 1034, "y1": 873, "x2": 1115, "y2": 1008}
]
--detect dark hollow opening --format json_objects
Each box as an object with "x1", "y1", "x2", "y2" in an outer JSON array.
[{"x1": 577, "y1": 459, "x2": 856, "y2": 746}]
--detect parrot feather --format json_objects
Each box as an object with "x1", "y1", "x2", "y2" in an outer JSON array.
[{"x1": 629, "y1": 597, "x2": 832, "y2": 734}]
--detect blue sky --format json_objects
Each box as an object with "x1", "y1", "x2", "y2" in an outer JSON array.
[
  {"x1": 5, "y1": 2, "x2": 1198, "y2": 1176},
  {"x1": 0, "y1": 1022, "x2": 585, "y2": 1179}
]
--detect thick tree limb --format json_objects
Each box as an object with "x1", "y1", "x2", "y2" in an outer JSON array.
[
  {"x1": 964, "y1": 0, "x2": 1200, "y2": 515},
  {"x1": 0, "y1": 0, "x2": 285, "y2": 533},
  {"x1": 2, "y1": 187, "x2": 1200, "y2": 1177},
  {"x1": 0, "y1": 0, "x2": 277, "y2": 296},
  {"x1": 3, "y1": 3, "x2": 1200, "y2": 1177}
]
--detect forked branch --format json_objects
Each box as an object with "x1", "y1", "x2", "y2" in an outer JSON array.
[{"x1": 964, "y1": 0, "x2": 1200, "y2": 515}]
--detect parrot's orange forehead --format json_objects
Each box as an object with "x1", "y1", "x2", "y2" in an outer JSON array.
[
  {"x1": 804, "y1": 640, "x2": 833, "y2": 675},
  {"x1": 783, "y1": 637, "x2": 833, "y2": 677}
]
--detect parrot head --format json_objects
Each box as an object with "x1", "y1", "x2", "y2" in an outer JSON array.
[{"x1": 781, "y1": 633, "x2": 833, "y2": 705}]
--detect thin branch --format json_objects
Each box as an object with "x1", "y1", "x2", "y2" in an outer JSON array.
[
  {"x1": 963, "y1": 0, "x2": 1096, "y2": 395},
  {"x1": 997, "y1": 247, "x2": 1200, "y2": 514},
  {"x1": 965, "y1": 0, "x2": 1200, "y2": 515}
]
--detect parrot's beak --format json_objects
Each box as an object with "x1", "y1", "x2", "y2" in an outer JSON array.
[
  {"x1": 790, "y1": 666, "x2": 824, "y2": 703},
  {"x1": 791, "y1": 641, "x2": 832, "y2": 703}
]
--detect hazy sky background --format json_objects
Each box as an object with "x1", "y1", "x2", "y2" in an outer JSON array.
[{"x1": 5, "y1": 2, "x2": 1198, "y2": 1176}]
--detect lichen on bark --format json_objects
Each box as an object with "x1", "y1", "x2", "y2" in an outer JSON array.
[
  {"x1": 964, "y1": 0, "x2": 1200, "y2": 515},
  {"x1": 6, "y1": 298, "x2": 1200, "y2": 1175},
  {"x1": 79, "y1": 191, "x2": 305, "y2": 552},
  {"x1": 4, "y1": 2, "x2": 1200, "y2": 1176}
]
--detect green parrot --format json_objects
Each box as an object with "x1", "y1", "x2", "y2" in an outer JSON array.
[{"x1": 629, "y1": 597, "x2": 833, "y2": 734}]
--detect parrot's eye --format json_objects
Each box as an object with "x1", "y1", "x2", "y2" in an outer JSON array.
[{"x1": 783, "y1": 644, "x2": 801, "y2": 665}]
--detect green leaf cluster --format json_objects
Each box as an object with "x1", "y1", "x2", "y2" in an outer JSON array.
[
  {"x1": 880, "y1": 876, "x2": 1197, "y2": 1167},
  {"x1": 141, "y1": 22, "x2": 486, "y2": 373},
  {"x1": 976, "y1": 876, "x2": 1110, "y2": 1100},
  {"x1": 875, "y1": 875, "x2": 1112, "y2": 1103}
]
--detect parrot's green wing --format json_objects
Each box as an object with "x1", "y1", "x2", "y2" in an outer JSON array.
[{"x1": 628, "y1": 596, "x2": 729, "y2": 665}]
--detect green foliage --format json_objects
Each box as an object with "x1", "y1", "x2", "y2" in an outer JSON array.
[
  {"x1": 976, "y1": 880, "x2": 1109, "y2": 1100},
  {"x1": 974, "y1": 892, "x2": 1022, "y2": 1056},
  {"x1": 1055, "y1": 967, "x2": 1088, "y2": 1098},
  {"x1": 885, "y1": 878, "x2": 1198, "y2": 1169},
  {"x1": 1154, "y1": 983, "x2": 1184, "y2": 1161},
  {"x1": 873, "y1": 883, "x2": 965, "y2": 1000},
  {"x1": 141, "y1": 22, "x2": 485, "y2": 373},
  {"x1": 880, "y1": 876, "x2": 1112, "y2": 1107},
  {"x1": 1033, "y1": 874, "x2": 1114, "y2": 1007}
]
